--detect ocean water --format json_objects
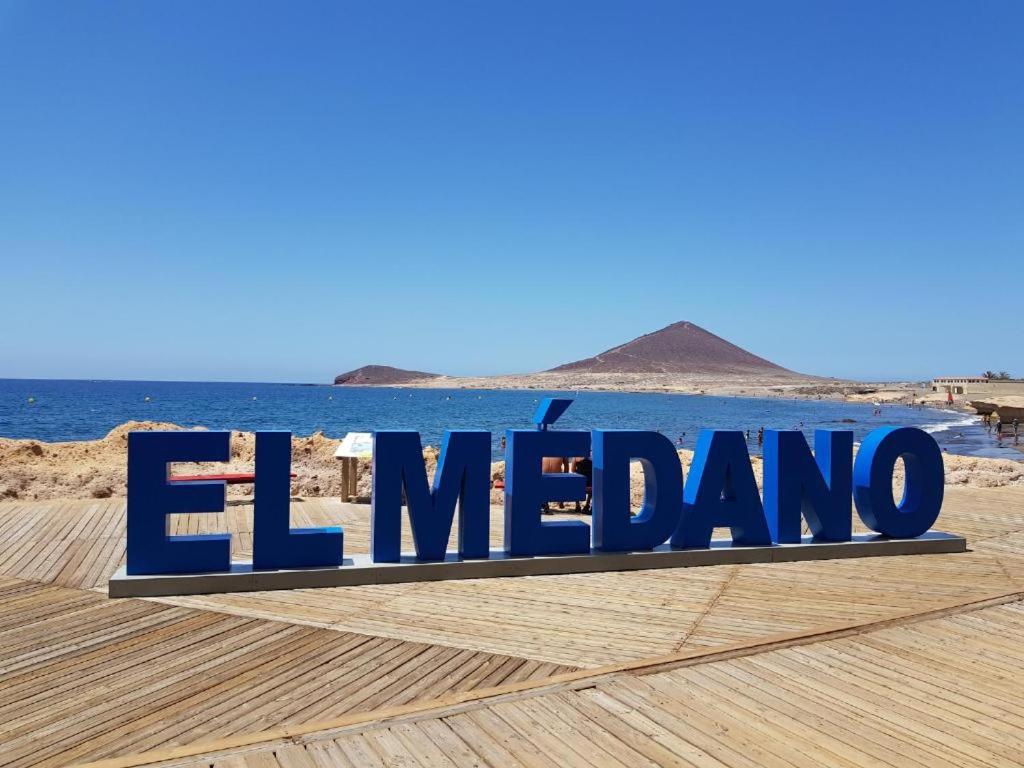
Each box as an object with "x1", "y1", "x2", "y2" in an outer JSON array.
[{"x1": 1, "y1": 379, "x2": 1019, "y2": 461}]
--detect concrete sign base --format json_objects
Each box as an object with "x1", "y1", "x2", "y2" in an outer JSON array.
[{"x1": 108, "y1": 531, "x2": 966, "y2": 598}]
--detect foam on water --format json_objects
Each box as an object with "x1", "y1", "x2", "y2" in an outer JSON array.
[{"x1": 921, "y1": 414, "x2": 979, "y2": 434}]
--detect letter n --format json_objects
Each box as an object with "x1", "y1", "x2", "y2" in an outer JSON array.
[{"x1": 763, "y1": 430, "x2": 853, "y2": 543}]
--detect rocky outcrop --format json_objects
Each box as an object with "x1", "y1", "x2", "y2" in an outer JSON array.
[
  {"x1": 971, "y1": 397, "x2": 1024, "y2": 422},
  {"x1": 334, "y1": 365, "x2": 440, "y2": 386}
]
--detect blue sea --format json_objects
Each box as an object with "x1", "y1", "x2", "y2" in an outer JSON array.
[{"x1": 0, "y1": 379, "x2": 1019, "y2": 460}]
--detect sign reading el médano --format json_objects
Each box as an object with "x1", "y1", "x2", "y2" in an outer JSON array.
[{"x1": 109, "y1": 398, "x2": 964, "y2": 598}]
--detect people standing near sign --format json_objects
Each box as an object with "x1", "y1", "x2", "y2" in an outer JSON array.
[
  {"x1": 571, "y1": 453, "x2": 593, "y2": 514},
  {"x1": 540, "y1": 455, "x2": 571, "y2": 512}
]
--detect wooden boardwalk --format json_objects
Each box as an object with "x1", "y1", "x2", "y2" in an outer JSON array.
[
  {"x1": 3, "y1": 487, "x2": 1021, "y2": 666},
  {"x1": 0, "y1": 485, "x2": 1021, "y2": 765},
  {"x1": 0, "y1": 578, "x2": 571, "y2": 767},
  {"x1": 100, "y1": 592, "x2": 1024, "y2": 768}
]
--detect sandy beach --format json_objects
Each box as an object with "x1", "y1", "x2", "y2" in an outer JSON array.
[
  {"x1": 362, "y1": 370, "x2": 860, "y2": 397},
  {"x1": 345, "y1": 370, "x2": 950, "y2": 408}
]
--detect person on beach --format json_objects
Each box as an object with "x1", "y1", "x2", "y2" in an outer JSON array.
[
  {"x1": 541, "y1": 456, "x2": 571, "y2": 512},
  {"x1": 757, "y1": 427, "x2": 764, "y2": 447}
]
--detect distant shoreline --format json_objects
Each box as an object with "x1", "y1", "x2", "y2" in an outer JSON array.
[{"x1": 332, "y1": 371, "x2": 926, "y2": 404}]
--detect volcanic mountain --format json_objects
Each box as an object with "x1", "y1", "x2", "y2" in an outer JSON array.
[
  {"x1": 548, "y1": 321, "x2": 796, "y2": 376},
  {"x1": 333, "y1": 365, "x2": 440, "y2": 386}
]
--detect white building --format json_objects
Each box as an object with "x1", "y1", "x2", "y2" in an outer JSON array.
[{"x1": 931, "y1": 377, "x2": 1024, "y2": 396}]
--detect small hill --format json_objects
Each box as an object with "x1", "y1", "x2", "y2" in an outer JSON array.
[
  {"x1": 548, "y1": 321, "x2": 796, "y2": 376},
  {"x1": 333, "y1": 365, "x2": 440, "y2": 386}
]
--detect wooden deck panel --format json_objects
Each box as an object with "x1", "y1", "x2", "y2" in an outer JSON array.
[
  {"x1": 0, "y1": 483, "x2": 1018, "y2": 591},
  {"x1": 0, "y1": 486, "x2": 1022, "y2": 765},
  {"x1": 0, "y1": 578, "x2": 573, "y2": 768},
  {"x1": 0, "y1": 495, "x2": 540, "y2": 590},
  {"x1": 0, "y1": 487, "x2": 1021, "y2": 667},
  {"x1": 112, "y1": 597, "x2": 1024, "y2": 768},
  {"x1": 151, "y1": 486, "x2": 1024, "y2": 666}
]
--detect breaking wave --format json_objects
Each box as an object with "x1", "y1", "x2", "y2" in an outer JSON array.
[{"x1": 921, "y1": 414, "x2": 979, "y2": 434}]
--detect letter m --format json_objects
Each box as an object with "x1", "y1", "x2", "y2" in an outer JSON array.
[{"x1": 371, "y1": 430, "x2": 491, "y2": 562}]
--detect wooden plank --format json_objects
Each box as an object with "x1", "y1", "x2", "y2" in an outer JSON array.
[
  {"x1": 69, "y1": 589, "x2": 1024, "y2": 768},
  {"x1": 98, "y1": 599, "x2": 1024, "y2": 768},
  {"x1": 0, "y1": 485, "x2": 1021, "y2": 766},
  {"x1": 0, "y1": 579, "x2": 574, "y2": 768}
]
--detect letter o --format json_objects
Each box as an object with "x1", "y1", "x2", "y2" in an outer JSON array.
[{"x1": 853, "y1": 427, "x2": 944, "y2": 538}]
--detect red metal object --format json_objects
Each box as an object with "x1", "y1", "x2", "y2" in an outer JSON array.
[{"x1": 169, "y1": 472, "x2": 297, "y2": 484}]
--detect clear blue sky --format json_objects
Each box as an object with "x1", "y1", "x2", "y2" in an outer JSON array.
[{"x1": 1, "y1": 1, "x2": 1021, "y2": 383}]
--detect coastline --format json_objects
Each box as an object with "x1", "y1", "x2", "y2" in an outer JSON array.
[
  {"x1": 2, "y1": 378, "x2": 1019, "y2": 503},
  {"x1": 334, "y1": 370, "x2": 969, "y2": 412},
  {"x1": 337, "y1": 373, "x2": 1023, "y2": 451},
  {"x1": 341, "y1": 371, "x2": 877, "y2": 400}
]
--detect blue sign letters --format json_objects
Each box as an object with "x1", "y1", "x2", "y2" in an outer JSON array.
[
  {"x1": 253, "y1": 431, "x2": 344, "y2": 570},
  {"x1": 672, "y1": 430, "x2": 772, "y2": 548},
  {"x1": 126, "y1": 431, "x2": 232, "y2": 575},
  {"x1": 853, "y1": 426, "x2": 944, "y2": 538},
  {"x1": 125, "y1": 416, "x2": 948, "y2": 576},
  {"x1": 593, "y1": 429, "x2": 683, "y2": 552},
  {"x1": 371, "y1": 430, "x2": 491, "y2": 561},
  {"x1": 763, "y1": 429, "x2": 853, "y2": 543},
  {"x1": 504, "y1": 429, "x2": 591, "y2": 556}
]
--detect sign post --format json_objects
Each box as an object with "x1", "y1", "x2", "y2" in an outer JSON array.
[{"x1": 334, "y1": 432, "x2": 372, "y2": 502}]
